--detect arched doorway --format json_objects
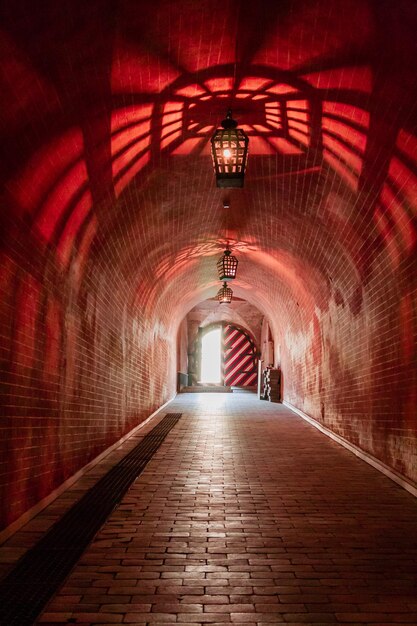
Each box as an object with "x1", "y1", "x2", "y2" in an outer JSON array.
[{"x1": 196, "y1": 323, "x2": 259, "y2": 387}]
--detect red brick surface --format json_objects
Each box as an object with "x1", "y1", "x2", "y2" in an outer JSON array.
[
  {"x1": 0, "y1": 0, "x2": 416, "y2": 532},
  {"x1": 37, "y1": 393, "x2": 417, "y2": 626}
]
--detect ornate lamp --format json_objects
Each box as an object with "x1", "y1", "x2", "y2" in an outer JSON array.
[
  {"x1": 217, "y1": 282, "x2": 233, "y2": 304},
  {"x1": 217, "y1": 246, "x2": 238, "y2": 281},
  {"x1": 211, "y1": 110, "x2": 249, "y2": 188}
]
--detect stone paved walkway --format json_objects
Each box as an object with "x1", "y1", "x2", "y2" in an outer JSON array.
[{"x1": 37, "y1": 393, "x2": 417, "y2": 625}]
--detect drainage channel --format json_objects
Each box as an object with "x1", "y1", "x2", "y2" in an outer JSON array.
[{"x1": 0, "y1": 412, "x2": 182, "y2": 626}]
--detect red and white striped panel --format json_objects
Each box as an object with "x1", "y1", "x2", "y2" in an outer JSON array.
[{"x1": 223, "y1": 324, "x2": 258, "y2": 387}]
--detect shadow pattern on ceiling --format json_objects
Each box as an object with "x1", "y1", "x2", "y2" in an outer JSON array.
[{"x1": 0, "y1": 0, "x2": 416, "y2": 282}]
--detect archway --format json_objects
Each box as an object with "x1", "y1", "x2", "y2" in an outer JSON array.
[{"x1": 197, "y1": 323, "x2": 259, "y2": 387}]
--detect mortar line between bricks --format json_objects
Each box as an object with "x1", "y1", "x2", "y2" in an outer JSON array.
[{"x1": 0, "y1": 413, "x2": 182, "y2": 626}]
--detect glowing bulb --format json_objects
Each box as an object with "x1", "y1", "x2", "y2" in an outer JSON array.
[{"x1": 223, "y1": 148, "x2": 231, "y2": 159}]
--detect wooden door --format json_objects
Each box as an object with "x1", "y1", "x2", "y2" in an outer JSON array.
[{"x1": 222, "y1": 324, "x2": 258, "y2": 387}]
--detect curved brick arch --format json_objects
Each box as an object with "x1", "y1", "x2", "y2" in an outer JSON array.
[{"x1": 193, "y1": 321, "x2": 259, "y2": 387}]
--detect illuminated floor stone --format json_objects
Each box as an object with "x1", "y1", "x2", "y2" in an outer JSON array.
[{"x1": 32, "y1": 392, "x2": 417, "y2": 625}]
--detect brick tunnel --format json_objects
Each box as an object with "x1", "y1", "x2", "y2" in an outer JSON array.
[{"x1": 0, "y1": 1, "x2": 416, "y2": 624}]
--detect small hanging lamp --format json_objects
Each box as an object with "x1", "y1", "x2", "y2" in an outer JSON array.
[
  {"x1": 217, "y1": 281, "x2": 233, "y2": 304},
  {"x1": 217, "y1": 246, "x2": 238, "y2": 281},
  {"x1": 211, "y1": 110, "x2": 249, "y2": 188}
]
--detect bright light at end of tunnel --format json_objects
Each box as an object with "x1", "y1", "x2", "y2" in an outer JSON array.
[{"x1": 201, "y1": 328, "x2": 221, "y2": 384}]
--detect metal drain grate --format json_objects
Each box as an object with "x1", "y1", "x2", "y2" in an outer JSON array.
[{"x1": 0, "y1": 412, "x2": 182, "y2": 626}]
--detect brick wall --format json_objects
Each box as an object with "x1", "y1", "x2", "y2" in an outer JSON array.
[
  {"x1": 1, "y1": 0, "x2": 416, "y2": 533},
  {"x1": 272, "y1": 212, "x2": 417, "y2": 484},
  {"x1": 0, "y1": 226, "x2": 177, "y2": 530}
]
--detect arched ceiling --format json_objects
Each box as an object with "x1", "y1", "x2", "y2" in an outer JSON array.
[{"x1": 1, "y1": 0, "x2": 416, "y2": 334}]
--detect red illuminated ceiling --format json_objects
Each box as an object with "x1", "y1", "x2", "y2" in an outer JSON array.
[{"x1": 0, "y1": 0, "x2": 416, "y2": 321}]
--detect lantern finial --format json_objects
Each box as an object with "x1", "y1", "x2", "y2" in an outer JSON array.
[{"x1": 221, "y1": 110, "x2": 238, "y2": 129}]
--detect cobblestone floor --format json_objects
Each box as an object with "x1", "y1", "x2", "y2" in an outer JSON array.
[{"x1": 19, "y1": 394, "x2": 417, "y2": 624}]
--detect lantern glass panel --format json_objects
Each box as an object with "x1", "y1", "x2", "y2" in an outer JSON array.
[
  {"x1": 211, "y1": 127, "x2": 249, "y2": 188},
  {"x1": 217, "y1": 282, "x2": 233, "y2": 304},
  {"x1": 217, "y1": 250, "x2": 238, "y2": 281}
]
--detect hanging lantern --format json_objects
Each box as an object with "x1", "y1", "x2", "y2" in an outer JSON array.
[
  {"x1": 211, "y1": 110, "x2": 249, "y2": 188},
  {"x1": 217, "y1": 246, "x2": 238, "y2": 281},
  {"x1": 217, "y1": 281, "x2": 233, "y2": 304}
]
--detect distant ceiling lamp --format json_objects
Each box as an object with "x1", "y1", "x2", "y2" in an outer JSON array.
[
  {"x1": 217, "y1": 246, "x2": 238, "y2": 281},
  {"x1": 211, "y1": 110, "x2": 249, "y2": 188},
  {"x1": 217, "y1": 282, "x2": 233, "y2": 304}
]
